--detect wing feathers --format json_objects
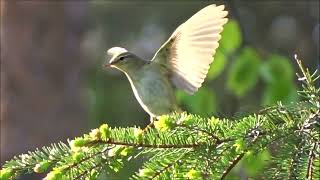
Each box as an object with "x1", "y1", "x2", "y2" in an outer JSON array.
[{"x1": 152, "y1": 4, "x2": 228, "y2": 94}]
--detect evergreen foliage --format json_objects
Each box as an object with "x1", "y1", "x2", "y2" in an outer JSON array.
[{"x1": 1, "y1": 57, "x2": 319, "y2": 179}]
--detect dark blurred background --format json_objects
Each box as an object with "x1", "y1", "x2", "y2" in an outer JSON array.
[{"x1": 1, "y1": 0, "x2": 319, "y2": 179}]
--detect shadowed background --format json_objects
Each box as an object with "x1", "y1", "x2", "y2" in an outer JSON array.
[{"x1": 1, "y1": 0, "x2": 319, "y2": 179}]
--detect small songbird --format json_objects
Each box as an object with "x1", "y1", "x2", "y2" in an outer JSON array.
[{"x1": 105, "y1": 4, "x2": 228, "y2": 122}]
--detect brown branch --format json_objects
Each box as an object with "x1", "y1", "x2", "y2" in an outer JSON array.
[
  {"x1": 149, "y1": 154, "x2": 187, "y2": 180},
  {"x1": 220, "y1": 131, "x2": 261, "y2": 179},
  {"x1": 66, "y1": 146, "x2": 114, "y2": 172},
  {"x1": 74, "y1": 159, "x2": 107, "y2": 180},
  {"x1": 288, "y1": 139, "x2": 304, "y2": 179},
  {"x1": 215, "y1": 146, "x2": 233, "y2": 162},
  {"x1": 220, "y1": 153, "x2": 245, "y2": 180},
  {"x1": 218, "y1": 131, "x2": 267, "y2": 144},
  {"x1": 150, "y1": 163, "x2": 175, "y2": 180},
  {"x1": 306, "y1": 143, "x2": 317, "y2": 180},
  {"x1": 178, "y1": 124, "x2": 221, "y2": 142},
  {"x1": 91, "y1": 140, "x2": 200, "y2": 149}
]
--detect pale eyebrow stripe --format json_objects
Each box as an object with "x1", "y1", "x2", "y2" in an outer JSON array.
[{"x1": 119, "y1": 53, "x2": 131, "y2": 59}]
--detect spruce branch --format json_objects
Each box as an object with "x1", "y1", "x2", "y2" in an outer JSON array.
[
  {"x1": 306, "y1": 142, "x2": 317, "y2": 180},
  {"x1": 89, "y1": 139, "x2": 200, "y2": 149},
  {"x1": 221, "y1": 153, "x2": 245, "y2": 180},
  {"x1": 1, "y1": 58, "x2": 319, "y2": 179}
]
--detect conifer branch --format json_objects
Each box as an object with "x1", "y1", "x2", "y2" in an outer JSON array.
[
  {"x1": 149, "y1": 153, "x2": 187, "y2": 180},
  {"x1": 0, "y1": 58, "x2": 319, "y2": 180},
  {"x1": 90, "y1": 139, "x2": 200, "y2": 149},
  {"x1": 74, "y1": 158, "x2": 107, "y2": 180},
  {"x1": 177, "y1": 124, "x2": 221, "y2": 142},
  {"x1": 306, "y1": 142, "x2": 317, "y2": 180},
  {"x1": 221, "y1": 153, "x2": 245, "y2": 180}
]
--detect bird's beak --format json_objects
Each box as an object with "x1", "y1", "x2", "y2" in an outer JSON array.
[
  {"x1": 104, "y1": 63, "x2": 111, "y2": 68},
  {"x1": 104, "y1": 56, "x2": 117, "y2": 68},
  {"x1": 104, "y1": 62, "x2": 117, "y2": 68}
]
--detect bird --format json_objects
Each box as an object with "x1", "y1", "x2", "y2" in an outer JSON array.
[{"x1": 104, "y1": 4, "x2": 228, "y2": 123}]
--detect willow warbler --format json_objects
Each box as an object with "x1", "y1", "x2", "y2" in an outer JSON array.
[{"x1": 105, "y1": 4, "x2": 228, "y2": 121}]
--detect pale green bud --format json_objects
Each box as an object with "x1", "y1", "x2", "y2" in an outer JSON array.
[
  {"x1": 0, "y1": 168, "x2": 13, "y2": 180},
  {"x1": 185, "y1": 169, "x2": 202, "y2": 179},
  {"x1": 138, "y1": 168, "x2": 154, "y2": 177},
  {"x1": 33, "y1": 161, "x2": 50, "y2": 173},
  {"x1": 99, "y1": 124, "x2": 111, "y2": 141}
]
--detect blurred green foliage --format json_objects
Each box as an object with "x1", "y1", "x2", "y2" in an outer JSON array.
[
  {"x1": 86, "y1": 19, "x2": 299, "y2": 179},
  {"x1": 177, "y1": 20, "x2": 298, "y2": 117},
  {"x1": 86, "y1": 64, "x2": 148, "y2": 128},
  {"x1": 219, "y1": 20, "x2": 243, "y2": 53},
  {"x1": 174, "y1": 20, "x2": 298, "y2": 178},
  {"x1": 242, "y1": 150, "x2": 271, "y2": 176},
  {"x1": 207, "y1": 50, "x2": 227, "y2": 80},
  {"x1": 86, "y1": 20, "x2": 299, "y2": 132},
  {"x1": 176, "y1": 87, "x2": 217, "y2": 116},
  {"x1": 260, "y1": 55, "x2": 298, "y2": 105},
  {"x1": 227, "y1": 47, "x2": 261, "y2": 97}
]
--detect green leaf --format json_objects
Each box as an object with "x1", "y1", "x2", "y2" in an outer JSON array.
[
  {"x1": 262, "y1": 83, "x2": 298, "y2": 105},
  {"x1": 207, "y1": 50, "x2": 227, "y2": 80},
  {"x1": 220, "y1": 20, "x2": 243, "y2": 53},
  {"x1": 227, "y1": 47, "x2": 261, "y2": 97},
  {"x1": 176, "y1": 87, "x2": 217, "y2": 116},
  {"x1": 260, "y1": 55, "x2": 298, "y2": 105},
  {"x1": 260, "y1": 55, "x2": 294, "y2": 84}
]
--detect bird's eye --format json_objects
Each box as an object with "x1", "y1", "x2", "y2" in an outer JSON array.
[{"x1": 119, "y1": 56, "x2": 125, "y2": 60}]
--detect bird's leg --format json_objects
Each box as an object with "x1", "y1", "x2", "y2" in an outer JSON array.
[{"x1": 143, "y1": 116, "x2": 156, "y2": 132}]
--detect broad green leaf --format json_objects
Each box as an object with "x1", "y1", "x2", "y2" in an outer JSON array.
[
  {"x1": 207, "y1": 50, "x2": 227, "y2": 80},
  {"x1": 262, "y1": 83, "x2": 298, "y2": 105},
  {"x1": 227, "y1": 47, "x2": 261, "y2": 97},
  {"x1": 260, "y1": 55, "x2": 294, "y2": 84},
  {"x1": 176, "y1": 87, "x2": 217, "y2": 116},
  {"x1": 260, "y1": 54, "x2": 298, "y2": 105},
  {"x1": 220, "y1": 20, "x2": 242, "y2": 53}
]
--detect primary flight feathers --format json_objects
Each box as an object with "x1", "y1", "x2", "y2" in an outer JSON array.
[{"x1": 152, "y1": 5, "x2": 228, "y2": 94}]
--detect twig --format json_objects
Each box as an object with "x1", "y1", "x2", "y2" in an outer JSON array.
[
  {"x1": 288, "y1": 138, "x2": 304, "y2": 179},
  {"x1": 220, "y1": 132, "x2": 260, "y2": 179},
  {"x1": 178, "y1": 124, "x2": 221, "y2": 142},
  {"x1": 91, "y1": 140, "x2": 200, "y2": 149},
  {"x1": 74, "y1": 159, "x2": 107, "y2": 180},
  {"x1": 306, "y1": 143, "x2": 317, "y2": 180},
  {"x1": 220, "y1": 153, "x2": 245, "y2": 180},
  {"x1": 66, "y1": 146, "x2": 114, "y2": 172}
]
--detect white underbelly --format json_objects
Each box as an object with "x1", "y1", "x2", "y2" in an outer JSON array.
[{"x1": 124, "y1": 72, "x2": 174, "y2": 117}]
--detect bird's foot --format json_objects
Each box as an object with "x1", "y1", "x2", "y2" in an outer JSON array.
[{"x1": 142, "y1": 116, "x2": 156, "y2": 133}]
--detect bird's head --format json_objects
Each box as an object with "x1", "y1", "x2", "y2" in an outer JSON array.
[{"x1": 104, "y1": 47, "x2": 145, "y2": 73}]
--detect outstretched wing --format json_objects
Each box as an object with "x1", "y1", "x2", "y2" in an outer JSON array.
[{"x1": 152, "y1": 4, "x2": 228, "y2": 94}]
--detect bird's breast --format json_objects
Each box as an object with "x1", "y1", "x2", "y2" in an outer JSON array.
[{"x1": 125, "y1": 65, "x2": 177, "y2": 117}]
